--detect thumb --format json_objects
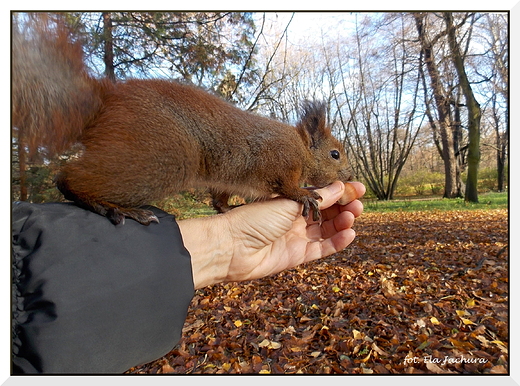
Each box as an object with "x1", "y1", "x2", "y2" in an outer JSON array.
[
  {"x1": 315, "y1": 181, "x2": 365, "y2": 210},
  {"x1": 314, "y1": 181, "x2": 345, "y2": 210}
]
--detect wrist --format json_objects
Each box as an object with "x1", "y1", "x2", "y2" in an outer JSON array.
[{"x1": 177, "y1": 215, "x2": 233, "y2": 289}]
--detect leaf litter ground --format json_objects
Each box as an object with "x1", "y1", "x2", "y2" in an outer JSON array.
[{"x1": 127, "y1": 209, "x2": 508, "y2": 374}]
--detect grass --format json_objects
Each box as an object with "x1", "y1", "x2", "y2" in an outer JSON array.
[
  {"x1": 362, "y1": 191, "x2": 508, "y2": 213},
  {"x1": 166, "y1": 190, "x2": 508, "y2": 219}
]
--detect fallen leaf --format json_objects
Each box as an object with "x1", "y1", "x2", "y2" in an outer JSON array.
[
  {"x1": 358, "y1": 351, "x2": 372, "y2": 363},
  {"x1": 489, "y1": 365, "x2": 508, "y2": 374},
  {"x1": 417, "y1": 341, "x2": 430, "y2": 350},
  {"x1": 426, "y1": 362, "x2": 456, "y2": 374},
  {"x1": 371, "y1": 342, "x2": 390, "y2": 357},
  {"x1": 258, "y1": 339, "x2": 281, "y2": 350},
  {"x1": 491, "y1": 341, "x2": 508, "y2": 354},
  {"x1": 161, "y1": 364, "x2": 174, "y2": 373},
  {"x1": 269, "y1": 341, "x2": 282, "y2": 350},
  {"x1": 352, "y1": 329, "x2": 363, "y2": 339}
]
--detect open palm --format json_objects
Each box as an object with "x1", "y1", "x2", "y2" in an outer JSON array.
[{"x1": 222, "y1": 181, "x2": 365, "y2": 282}]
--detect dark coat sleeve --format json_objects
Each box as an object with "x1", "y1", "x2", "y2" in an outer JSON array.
[{"x1": 11, "y1": 202, "x2": 194, "y2": 374}]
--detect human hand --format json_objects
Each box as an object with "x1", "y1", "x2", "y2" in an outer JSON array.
[{"x1": 179, "y1": 181, "x2": 365, "y2": 289}]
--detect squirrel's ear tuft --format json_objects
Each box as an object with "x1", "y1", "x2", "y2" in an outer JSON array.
[{"x1": 296, "y1": 101, "x2": 328, "y2": 147}]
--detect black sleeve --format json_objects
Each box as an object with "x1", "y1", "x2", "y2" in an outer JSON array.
[{"x1": 11, "y1": 202, "x2": 194, "y2": 374}]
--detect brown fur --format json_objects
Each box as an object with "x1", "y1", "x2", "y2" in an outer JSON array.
[{"x1": 13, "y1": 15, "x2": 352, "y2": 225}]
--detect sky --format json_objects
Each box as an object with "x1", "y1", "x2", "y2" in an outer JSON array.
[{"x1": 256, "y1": 11, "x2": 358, "y2": 47}]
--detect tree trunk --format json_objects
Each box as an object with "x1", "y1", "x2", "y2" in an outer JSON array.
[
  {"x1": 444, "y1": 12, "x2": 481, "y2": 203},
  {"x1": 496, "y1": 121, "x2": 507, "y2": 192},
  {"x1": 414, "y1": 13, "x2": 461, "y2": 198},
  {"x1": 497, "y1": 149, "x2": 505, "y2": 192},
  {"x1": 492, "y1": 94, "x2": 507, "y2": 192},
  {"x1": 103, "y1": 12, "x2": 116, "y2": 81}
]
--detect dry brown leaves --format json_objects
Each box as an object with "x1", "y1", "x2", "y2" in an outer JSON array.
[{"x1": 127, "y1": 209, "x2": 508, "y2": 375}]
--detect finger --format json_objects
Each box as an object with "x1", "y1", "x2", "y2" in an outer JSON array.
[
  {"x1": 319, "y1": 198, "x2": 362, "y2": 224},
  {"x1": 319, "y1": 210, "x2": 355, "y2": 239},
  {"x1": 342, "y1": 198, "x2": 364, "y2": 218},
  {"x1": 315, "y1": 181, "x2": 365, "y2": 213},
  {"x1": 314, "y1": 181, "x2": 345, "y2": 210},
  {"x1": 324, "y1": 228, "x2": 357, "y2": 257},
  {"x1": 352, "y1": 181, "x2": 366, "y2": 198}
]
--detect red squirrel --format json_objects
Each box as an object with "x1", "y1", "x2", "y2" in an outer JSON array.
[{"x1": 12, "y1": 15, "x2": 352, "y2": 225}]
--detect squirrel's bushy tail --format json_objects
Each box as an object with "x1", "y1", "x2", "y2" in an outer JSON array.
[{"x1": 12, "y1": 13, "x2": 105, "y2": 157}]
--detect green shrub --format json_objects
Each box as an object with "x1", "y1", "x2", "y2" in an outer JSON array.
[{"x1": 396, "y1": 170, "x2": 444, "y2": 196}]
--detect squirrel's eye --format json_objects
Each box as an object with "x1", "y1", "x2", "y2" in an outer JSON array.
[{"x1": 330, "y1": 150, "x2": 340, "y2": 160}]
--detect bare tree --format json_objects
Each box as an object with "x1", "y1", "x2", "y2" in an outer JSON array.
[
  {"x1": 444, "y1": 12, "x2": 482, "y2": 202},
  {"x1": 247, "y1": 13, "x2": 332, "y2": 121},
  {"x1": 480, "y1": 13, "x2": 508, "y2": 191},
  {"x1": 414, "y1": 12, "x2": 464, "y2": 198},
  {"x1": 325, "y1": 13, "x2": 423, "y2": 199}
]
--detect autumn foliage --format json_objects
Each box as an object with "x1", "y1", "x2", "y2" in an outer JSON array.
[{"x1": 128, "y1": 209, "x2": 508, "y2": 374}]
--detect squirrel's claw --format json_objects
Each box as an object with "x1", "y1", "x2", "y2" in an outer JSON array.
[
  {"x1": 122, "y1": 209, "x2": 160, "y2": 226},
  {"x1": 103, "y1": 205, "x2": 159, "y2": 226},
  {"x1": 300, "y1": 191, "x2": 322, "y2": 223}
]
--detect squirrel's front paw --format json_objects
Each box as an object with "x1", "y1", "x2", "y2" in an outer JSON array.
[{"x1": 300, "y1": 190, "x2": 322, "y2": 222}]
